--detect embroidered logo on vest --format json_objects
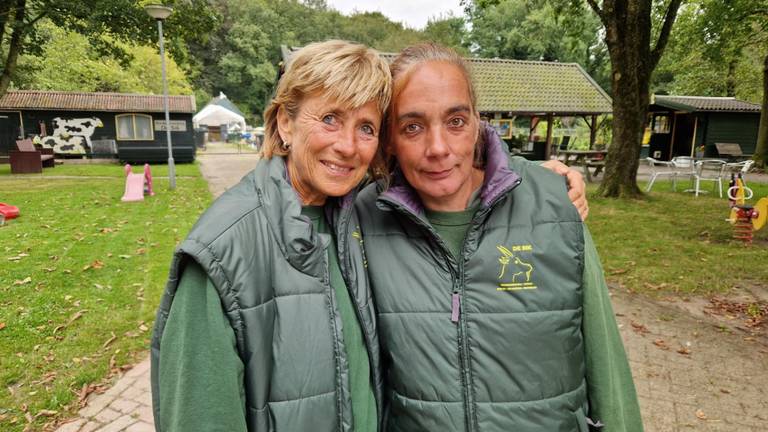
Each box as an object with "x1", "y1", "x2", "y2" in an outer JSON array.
[{"x1": 496, "y1": 245, "x2": 537, "y2": 291}]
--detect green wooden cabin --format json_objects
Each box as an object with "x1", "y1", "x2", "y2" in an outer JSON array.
[{"x1": 646, "y1": 95, "x2": 761, "y2": 160}]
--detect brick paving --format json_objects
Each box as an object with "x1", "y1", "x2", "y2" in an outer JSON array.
[{"x1": 54, "y1": 154, "x2": 768, "y2": 431}]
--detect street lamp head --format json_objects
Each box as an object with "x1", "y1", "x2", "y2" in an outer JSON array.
[{"x1": 144, "y1": 4, "x2": 173, "y2": 20}]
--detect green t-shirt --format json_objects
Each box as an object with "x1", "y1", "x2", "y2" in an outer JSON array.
[
  {"x1": 301, "y1": 206, "x2": 377, "y2": 432},
  {"x1": 424, "y1": 205, "x2": 478, "y2": 259}
]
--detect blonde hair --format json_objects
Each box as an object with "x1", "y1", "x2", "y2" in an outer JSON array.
[
  {"x1": 262, "y1": 40, "x2": 392, "y2": 166},
  {"x1": 385, "y1": 42, "x2": 484, "y2": 172}
]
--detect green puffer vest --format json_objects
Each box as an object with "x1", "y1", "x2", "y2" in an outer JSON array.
[
  {"x1": 355, "y1": 128, "x2": 588, "y2": 432},
  {"x1": 150, "y1": 156, "x2": 382, "y2": 432}
]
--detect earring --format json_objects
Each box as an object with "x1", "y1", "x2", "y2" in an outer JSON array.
[{"x1": 281, "y1": 141, "x2": 291, "y2": 151}]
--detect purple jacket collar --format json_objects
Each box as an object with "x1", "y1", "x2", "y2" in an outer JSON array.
[{"x1": 380, "y1": 122, "x2": 521, "y2": 215}]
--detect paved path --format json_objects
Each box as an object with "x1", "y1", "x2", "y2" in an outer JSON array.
[{"x1": 55, "y1": 154, "x2": 768, "y2": 431}]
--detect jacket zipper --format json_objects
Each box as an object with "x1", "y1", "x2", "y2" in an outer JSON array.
[
  {"x1": 380, "y1": 180, "x2": 521, "y2": 432},
  {"x1": 321, "y1": 247, "x2": 346, "y2": 432},
  {"x1": 380, "y1": 199, "x2": 476, "y2": 431},
  {"x1": 335, "y1": 209, "x2": 384, "y2": 421}
]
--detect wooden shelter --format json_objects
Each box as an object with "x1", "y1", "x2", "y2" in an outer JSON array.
[{"x1": 646, "y1": 95, "x2": 761, "y2": 161}]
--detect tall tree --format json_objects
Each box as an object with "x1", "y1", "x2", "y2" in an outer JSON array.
[
  {"x1": 0, "y1": 0, "x2": 215, "y2": 98},
  {"x1": 585, "y1": 0, "x2": 683, "y2": 198}
]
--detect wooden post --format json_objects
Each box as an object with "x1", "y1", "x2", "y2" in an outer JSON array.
[
  {"x1": 545, "y1": 113, "x2": 554, "y2": 160},
  {"x1": 589, "y1": 115, "x2": 597, "y2": 148},
  {"x1": 690, "y1": 116, "x2": 698, "y2": 157},
  {"x1": 668, "y1": 112, "x2": 678, "y2": 160}
]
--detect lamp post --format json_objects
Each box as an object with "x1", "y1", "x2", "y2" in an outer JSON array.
[{"x1": 144, "y1": 4, "x2": 175, "y2": 189}]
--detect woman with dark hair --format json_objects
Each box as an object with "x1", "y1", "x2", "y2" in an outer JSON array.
[{"x1": 356, "y1": 43, "x2": 642, "y2": 431}]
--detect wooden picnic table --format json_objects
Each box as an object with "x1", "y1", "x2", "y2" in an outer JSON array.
[{"x1": 561, "y1": 150, "x2": 608, "y2": 182}]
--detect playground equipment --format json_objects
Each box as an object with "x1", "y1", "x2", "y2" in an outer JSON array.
[
  {"x1": 0, "y1": 202, "x2": 20, "y2": 219},
  {"x1": 121, "y1": 164, "x2": 155, "y2": 202},
  {"x1": 726, "y1": 173, "x2": 767, "y2": 244}
]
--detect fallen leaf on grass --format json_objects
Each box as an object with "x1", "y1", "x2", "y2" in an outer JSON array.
[
  {"x1": 138, "y1": 323, "x2": 149, "y2": 332},
  {"x1": 0, "y1": 322, "x2": 5, "y2": 331},
  {"x1": 695, "y1": 409, "x2": 707, "y2": 420},
  {"x1": 13, "y1": 277, "x2": 32, "y2": 285},
  {"x1": 102, "y1": 332, "x2": 117, "y2": 349},
  {"x1": 34, "y1": 410, "x2": 57, "y2": 418},
  {"x1": 53, "y1": 310, "x2": 87, "y2": 334},
  {"x1": 653, "y1": 339, "x2": 670, "y2": 350},
  {"x1": 82, "y1": 260, "x2": 104, "y2": 271},
  {"x1": 119, "y1": 255, "x2": 132, "y2": 259},
  {"x1": 609, "y1": 268, "x2": 628, "y2": 275}
]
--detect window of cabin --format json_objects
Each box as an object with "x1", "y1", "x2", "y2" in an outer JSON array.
[
  {"x1": 116, "y1": 114, "x2": 154, "y2": 140},
  {"x1": 652, "y1": 114, "x2": 670, "y2": 134}
]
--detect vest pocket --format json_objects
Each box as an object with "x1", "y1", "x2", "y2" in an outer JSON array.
[{"x1": 572, "y1": 408, "x2": 589, "y2": 432}]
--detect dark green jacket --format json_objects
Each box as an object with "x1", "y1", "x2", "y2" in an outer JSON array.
[
  {"x1": 355, "y1": 127, "x2": 589, "y2": 431},
  {"x1": 150, "y1": 156, "x2": 382, "y2": 431}
]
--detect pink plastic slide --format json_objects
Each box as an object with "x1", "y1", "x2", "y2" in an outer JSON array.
[{"x1": 121, "y1": 164, "x2": 155, "y2": 202}]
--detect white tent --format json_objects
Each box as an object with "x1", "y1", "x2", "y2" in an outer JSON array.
[{"x1": 193, "y1": 92, "x2": 246, "y2": 131}]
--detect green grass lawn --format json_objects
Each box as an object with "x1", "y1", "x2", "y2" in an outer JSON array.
[
  {"x1": 590, "y1": 179, "x2": 768, "y2": 296},
  {"x1": 0, "y1": 161, "x2": 202, "y2": 178},
  {"x1": 0, "y1": 173, "x2": 210, "y2": 431}
]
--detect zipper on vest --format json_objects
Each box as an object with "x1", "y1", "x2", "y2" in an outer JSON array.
[
  {"x1": 322, "y1": 248, "x2": 346, "y2": 431},
  {"x1": 455, "y1": 258, "x2": 476, "y2": 432},
  {"x1": 450, "y1": 292, "x2": 460, "y2": 322}
]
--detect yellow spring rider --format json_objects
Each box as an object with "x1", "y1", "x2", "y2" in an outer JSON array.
[{"x1": 727, "y1": 173, "x2": 767, "y2": 244}]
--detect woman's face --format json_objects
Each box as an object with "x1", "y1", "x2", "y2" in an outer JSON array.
[
  {"x1": 278, "y1": 94, "x2": 382, "y2": 205},
  {"x1": 388, "y1": 61, "x2": 481, "y2": 211}
]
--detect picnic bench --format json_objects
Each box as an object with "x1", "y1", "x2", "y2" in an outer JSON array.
[
  {"x1": 10, "y1": 139, "x2": 55, "y2": 174},
  {"x1": 714, "y1": 142, "x2": 748, "y2": 161},
  {"x1": 561, "y1": 149, "x2": 607, "y2": 182}
]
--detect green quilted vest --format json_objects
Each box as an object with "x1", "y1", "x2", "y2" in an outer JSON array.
[
  {"x1": 355, "y1": 128, "x2": 588, "y2": 432},
  {"x1": 150, "y1": 156, "x2": 382, "y2": 431}
]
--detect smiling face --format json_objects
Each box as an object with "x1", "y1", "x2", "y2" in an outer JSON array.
[
  {"x1": 389, "y1": 61, "x2": 483, "y2": 211},
  {"x1": 278, "y1": 93, "x2": 382, "y2": 205}
]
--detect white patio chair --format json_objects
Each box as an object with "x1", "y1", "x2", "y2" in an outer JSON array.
[
  {"x1": 693, "y1": 159, "x2": 726, "y2": 197},
  {"x1": 645, "y1": 157, "x2": 678, "y2": 192},
  {"x1": 725, "y1": 159, "x2": 754, "y2": 187}
]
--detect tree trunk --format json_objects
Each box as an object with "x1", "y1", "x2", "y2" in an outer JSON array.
[
  {"x1": 0, "y1": 0, "x2": 26, "y2": 98},
  {"x1": 589, "y1": 0, "x2": 681, "y2": 198},
  {"x1": 754, "y1": 53, "x2": 768, "y2": 169},
  {"x1": 597, "y1": 56, "x2": 647, "y2": 198}
]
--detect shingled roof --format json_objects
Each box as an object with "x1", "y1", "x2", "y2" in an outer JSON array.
[
  {"x1": 0, "y1": 90, "x2": 196, "y2": 113},
  {"x1": 283, "y1": 47, "x2": 612, "y2": 115},
  {"x1": 652, "y1": 95, "x2": 760, "y2": 113},
  {"x1": 466, "y1": 58, "x2": 611, "y2": 114}
]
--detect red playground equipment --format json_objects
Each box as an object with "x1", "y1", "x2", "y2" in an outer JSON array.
[
  {"x1": 121, "y1": 164, "x2": 155, "y2": 202},
  {"x1": 726, "y1": 173, "x2": 767, "y2": 244},
  {"x1": 0, "y1": 202, "x2": 20, "y2": 221}
]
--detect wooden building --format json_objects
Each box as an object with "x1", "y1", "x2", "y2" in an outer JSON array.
[
  {"x1": 646, "y1": 95, "x2": 761, "y2": 161},
  {"x1": 0, "y1": 90, "x2": 197, "y2": 164}
]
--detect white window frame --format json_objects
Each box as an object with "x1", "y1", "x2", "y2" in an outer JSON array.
[{"x1": 115, "y1": 114, "x2": 154, "y2": 141}]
